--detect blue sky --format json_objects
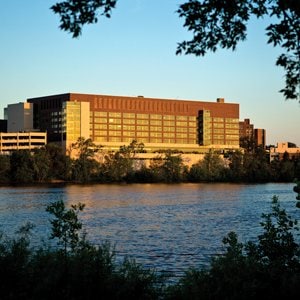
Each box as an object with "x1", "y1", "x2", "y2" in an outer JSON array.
[{"x1": 0, "y1": 0, "x2": 299, "y2": 145}]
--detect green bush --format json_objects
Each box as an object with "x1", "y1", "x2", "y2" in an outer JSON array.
[
  {"x1": 166, "y1": 196, "x2": 300, "y2": 299},
  {"x1": 0, "y1": 201, "x2": 163, "y2": 300},
  {"x1": 1, "y1": 194, "x2": 300, "y2": 299}
]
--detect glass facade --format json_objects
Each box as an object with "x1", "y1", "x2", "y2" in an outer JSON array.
[
  {"x1": 198, "y1": 111, "x2": 239, "y2": 147},
  {"x1": 25, "y1": 93, "x2": 241, "y2": 152},
  {"x1": 90, "y1": 112, "x2": 198, "y2": 145},
  {"x1": 63, "y1": 101, "x2": 90, "y2": 144}
]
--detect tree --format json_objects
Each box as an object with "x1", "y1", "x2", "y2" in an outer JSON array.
[
  {"x1": 189, "y1": 150, "x2": 226, "y2": 181},
  {"x1": 51, "y1": 0, "x2": 117, "y2": 38},
  {"x1": 70, "y1": 137, "x2": 102, "y2": 182},
  {"x1": 177, "y1": 0, "x2": 300, "y2": 101},
  {"x1": 161, "y1": 151, "x2": 187, "y2": 182},
  {"x1": 32, "y1": 148, "x2": 51, "y2": 182},
  {"x1": 69, "y1": 137, "x2": 102, "y2": 160},
  {"x1": 9, "y1": 150, "x2": 35, "y2": 183},
  {"x1": 98, "y1": 140, "x2": 145, "y2": 182},
  {"x1": 46, "y1": 200, "x2": 86, "y2": 254},
  {"x1": 45, "y1": 143, "x2": 73, "y2": 181},
  {"x1": 0, "y1": 155, "x2": 10, "y2": 183},
  {"x1": 243, "y1": 147, "x2": 271, "y2": 182},
  {"x1": 51, "y1": 0, "x2": 300, "y2": 101},
  {"x1": 227, "y1": 150, "x2": 245, "y2": 182}
]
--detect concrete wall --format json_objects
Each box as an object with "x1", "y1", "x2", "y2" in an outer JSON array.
[{"x1": 6, "y1": 102, "x2": 34, "y2": 132}]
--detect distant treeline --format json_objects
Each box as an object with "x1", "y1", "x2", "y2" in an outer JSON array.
[{"x1": 0, "y1": 138, "x2": 299, "y2": 184}]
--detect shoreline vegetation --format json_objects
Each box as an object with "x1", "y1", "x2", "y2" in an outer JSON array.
[
  {"x1": 0, "y1": 139, "x2": 299, "y2": 185},
  {"x1": 0, "y1": 183, "x2": 300, "y2": 299}
]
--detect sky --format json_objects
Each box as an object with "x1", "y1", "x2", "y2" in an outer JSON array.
[{"x1": 0, "y1": 0, "x2": 299, "y2": 145}]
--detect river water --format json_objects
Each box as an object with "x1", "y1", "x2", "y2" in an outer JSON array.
[{"x1": 0, "y1": 183, "x2": 297, "y2": 278}]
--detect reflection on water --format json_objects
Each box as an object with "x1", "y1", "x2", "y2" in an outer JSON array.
[{"x1": 0, "y1": 183, "x2": 296, "y2": 278}]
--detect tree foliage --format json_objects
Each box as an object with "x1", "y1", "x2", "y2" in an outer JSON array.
[
  {"x1": 177, "y1": 0, "x2": 300, "y2": 100},
  {"x1": 9, "y1": 150, "x2": 35, "y2": 183},
  {"x1": 50, "y1": 0, "x2": 299, "y2": 100},
  {"x1": 0, "y1": 201, "x2": 163, "y2": 299},
  {"x1": 51, "y1": 0, "x2": 117, "y2": 38},
  {"x1": 46, "y1": 200, "x2": 86, "y2": 254}
]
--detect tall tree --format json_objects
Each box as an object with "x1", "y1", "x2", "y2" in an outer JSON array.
[{"x1": 69, "y1": 137, "x2": 102, "y2": 182}]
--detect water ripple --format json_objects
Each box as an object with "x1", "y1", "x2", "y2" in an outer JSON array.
[{"x1": 0, "y1": 183, "x2": 296, "y2": 278}]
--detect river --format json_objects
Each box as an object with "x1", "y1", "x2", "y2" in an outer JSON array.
[{"x1": 0, "y1": 183, "x2": 297, "y2": 278}]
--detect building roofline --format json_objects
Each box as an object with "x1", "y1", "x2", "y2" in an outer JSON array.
[{"x1": 27, "y1": 92, "x2": 239, "y2": 106}]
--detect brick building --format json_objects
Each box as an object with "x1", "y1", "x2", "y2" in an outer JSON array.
[
  {"x1": 25, "y1": 93, "x2": 240, "y2": 153},
  {"x1": 239, "y1": 118, "x2": 266, "y2": 149}
]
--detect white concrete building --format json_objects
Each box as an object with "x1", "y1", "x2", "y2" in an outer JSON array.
[{"x1": 0, "y1": 132, "x2": 47, "y2": 154}]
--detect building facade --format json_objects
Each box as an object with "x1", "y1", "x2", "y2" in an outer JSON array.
[
  {"x1": 26, "y1": 93, "x2": 240, "y2": 153},
  {"x1": 4, "y1": 102, "x2": 34, "y2": 132},
  {"x1": 270, "y1": 142, "x2": 300, "y2": 161},
  {"x1": 239, "y1": 118, "x2": 254, "y2": 140},
  {"x1": 254, "y1": 128, "x2": 266, "y2": 148},
  {"x1": 239, "y1": 118, "x2": 266, "y2": 149},
  {"x1": 0, "y1": 132, "x2": 47, "y2": 154}
]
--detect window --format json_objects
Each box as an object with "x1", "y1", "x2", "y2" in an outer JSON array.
[
  {"x1": 94, "y1": 111, "x2": 107, "y2": 117},
  {"x1": 136, "y1": 113, "x2": 149, "y2": 119},
  {"x1": 123, "y1": 119, "x2": 135, "y2": 125},
  {"x1": 150, "y1": 132, "x2": 162, "y2": 137},
  {"x1": 109, "y1": 112, "x2": 121, "y2": 118},
  {"x1": 123, "y1": 125, "x2": 135, "y2": 130},
  {"x1": 123, "y1": 131, "x2": 135, "y2": 137},
  {"x1": 94, "y1": 117, "x2": 107, "y2": 123},
  {"x1": 150, "y1": 114, "x2": 162, "y2": 119},
  {"x1": 150, "y1": 126, "x2": 162, "y2": 132},
  {"x1": 150, "y1": 120, "x2": 162, "y2": 126},
  {"x1": 163, "y1": 126, "x2": 175, "y2": 132},
  {"x1": 94, "y1": 124, "x2": 107, "y2": 129},
  {"x1": 225, "y1": 118, "x2": 239, "y2": 123},
  {"x1": 176, "y1": 116, "x2": 188, "y2": 121},
  {"x1": 137, "y1": 132, "x2": 149, "y2": 137},
  {"x1": 213, "y1": 117, "x2": 224, "y2": 122},
  {"x1": 136, "y1": 125, "x2": 149, "y2": 131},
  {"x1": 163, "y1": 120, "x2": 175, "y2": 126},
  {"x1": 95, "y1": 137, "x2": 108, "y2": 142},
  {"x1": 109, "y1": 137, "x2": 122, "y2": 142},
  {"x1": 136, "y1": 119, "x2": 149, "y2": 125},
  {"x1": 109, "y1": 118, "x2": 121, "y2": 124},
  {"x1": 123, "y1": 113, "x2": 135, "y2": 118},
  {"x1": 176, "y1": 121, "x2": 187, "y2": 127},
  {"x1": 163, "y1": 115, "x2": 175, "y2": 120},
  {"x1": 109, "y1": 125, "x2": 122, "y2": 130},
  {"x1": 109, "y1": 131, "x2": 121, "y2": 136},
  {"x1": 176, "y1": 127, "x2": 188, "y2": 133}
]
